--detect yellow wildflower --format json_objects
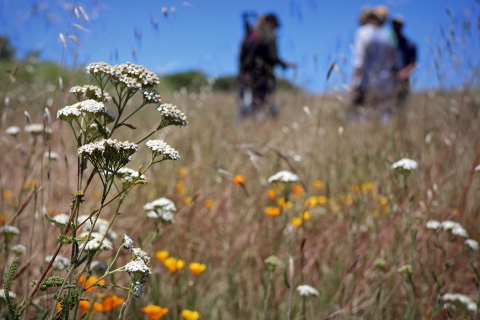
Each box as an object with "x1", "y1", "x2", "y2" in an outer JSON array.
[
  {"x1": 164, "y1": 257, "x2": 185, "y2": 273},
  {"x1": 303, "y1": 211, "x2": 311, "y2": 221},
  {"x1": 341, "y1": 195, "x2": 354, "y2": 205},
  {"x1": 352, "y1": 184, "x2": 361, "y2": 194},
  {"x1": 184, "y1": 197, "x2": 192, "y2": 205},
  {"x1": 2, "y1": 190, "x2": 12, "y2": 200},
  {"x1": 204, "y1": 200, "x2": 214, "y2": 209},
  {"x1": 267, "y1": 189, "x2": 276, "y2": 200},
  {"x1": 291, "y1": 217, "x2": 302, "y2": 227},
  {"x1": 181, "y1": 310, "x2": 200, "y2": 320},
  {"x1": 317, "y1": 196, "x2": 327, "y2": 205},
  {"x1": 189, "y1": 263, "x2": 207, "y2": 275},
  {"x1": 361, "y1": 182, "x2": 374, "y2": 192},
  {"x1": 312, "y1": 180, "x2": 324, "y2": 189},
  {"x1": 155, "y1": 251, "x2": 169, "y2": 263},
  {"x1": 305, "y1": 196, "x2": 318, "y2": 208},
  {"x1": 175, "y1": 181, "x2": 185, "y2": 195},
  {"x1": 177, "y1": 167, "x2": 188, "y2": 178}
]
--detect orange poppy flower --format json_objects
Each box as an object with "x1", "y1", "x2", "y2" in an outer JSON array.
[
  {"x1": 142, "y1": 305, "x2": 169, "y2": 320},
  {"x1": 189, "y1": 263, "x2": 207, "y2": 275},
  {"x1": 78, "y1": 300, "x2": 103, "y2": 315},
  {"x1": 232, "y1": 175, "x2": 245, "y2": 185},
  {"x1": 204, "y1": 200, "x2": 214, "y2": 209},
  {"x1": 264, "y1": 207, "x2": 281, "y2": 218},
  {"x1": 163, "y1": 257, "x2": 185, "y2": 273},
  {"x1": 101, "y1": 295, "x2": 124, "y2": 312},
  {"x1": 155, "y1": 250, "x2": 169, "y2": 263}
]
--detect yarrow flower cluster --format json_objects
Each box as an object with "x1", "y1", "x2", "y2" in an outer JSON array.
[
  {"x1": 116, "y1": 167, "x2": 147, "y2": 185},
  {"x1": 0, "y1": 225, "x2": 20, "y2": 237},
  {"x1": 58, "y1": 100, "x2": 115, "y2": 124},
  {"x1": 391, "y1": 158, "x2": 418, "y2": 171},
  {"x1": 296, "y1": 285, "x2": 320, "y2": 297},
  {"x1": 123, "y1": 248, "x2": 152, "y2": 298},
  {"x1": 465, "y1": 239, "x2": 479, "y2": 251},
  {"x1": 70, "y1": 85, "x2": 112, "y2": 102},
  {"x1": 86, "y1": 62, "x2": 160, "y2": 91},
  {"x1": 157, "y1": 103, "x2": 187, "y2": 126},
  {"x1": 143, "y1": 197, "x2": 177, "y2": 223},
  {"x1": 78, "y1": 139, "x2": 138, "y2": 172},
  {"x1": 122, "y1": 234, "x2": 134, "y2": 250},
  {"x1": 441, "y1": 220, "x2": 469, "y2": 238},
  {"x1": 146, "y1": 140, "x2": 180, "y2": 161},
  {"x1": 78, "y1": 215, "x2": 117, "y2": 241},
  {"x1": 442, "y1": 293, "x2": 477, "y2": 312},
  {"x1": 11, "y1": 244, "x2": 27, "y2": 256},
  {"x1": 79, "y1": 232, "x2": 113, "y2": 251},
  {"x1": 268, "y1": 170, "x2": 300, "y2": 183},
  {"x1": 5, "y1": 126, "x2": 20, "y2": 136},
  {"x1": 46, "y1": 254, "x2": 70, "y2": 271},
  {"x1": 24, "y1": 124, "x2": 52, "y2": 136}
]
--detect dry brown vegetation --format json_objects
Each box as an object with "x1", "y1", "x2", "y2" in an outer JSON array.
[{"x1": 1, "y1": 71, "x2": 480, "y2": 319}]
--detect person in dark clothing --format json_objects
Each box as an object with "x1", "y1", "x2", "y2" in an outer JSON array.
[
  {"x1": 237, "y1": 13, "x2": 295, "y2": 120},
  {"x1": 392, "y1": 16, "x2": 417, "y2": 112}
]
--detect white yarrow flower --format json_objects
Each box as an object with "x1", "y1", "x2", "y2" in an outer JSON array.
[
  {"x1": 391, "y1": 158, "x2": 418, "y2": 171},
  {"x1": 44, "y1": 151, "x2": 60, "y2": 160},
  {"x1": 442, "y1": 293, "x2": 477, "y2": 312},
  {"x1": 426, "y1": 220, "x2": 441, "y2": 230},
  {"x1": 5, "y1": 126, "x2": 20, "y2": 136},
  {"x1": 0, "y1": 291, "x2": 16, "y2": 300},
  {"x1": 297, "y1": 285, "x2": 319, "y2": 297},
  {"x1": 143, "y1": 197, "x2": 176, "y2": 223},
  {"x1": 475, "y1": 165, "x2": 480, "y2": 172},
  {"x1": 0, "y1": 225, "x2": 20, "y2": 236},
  {"x1": 465, "y1": 239, "x2": 479, "y2": 251},
  {"x1": 268, "y1": 170, "x2": 300, "y2": 183},
  {"x1": 11, "y1": 244, "x2": 26, "y2": 256},
  {"x1": 46, "y1": 254, "x2": 70, "y2": 271},
  {"x1": 451, "y1": 225, "x2": 469, "y2": 238}
]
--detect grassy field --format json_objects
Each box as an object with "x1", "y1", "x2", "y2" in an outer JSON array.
[{"x1": 0, "y1": 58, "x2": 479, "y2": 320}]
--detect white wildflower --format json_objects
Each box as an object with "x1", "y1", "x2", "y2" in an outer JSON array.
[
  {"x1": 442, "y1": 293, "x2": 477, "y2": 312},
  {"x1": 465, "y1": 239, "x2": 479, "y2": 251},
  {"x1": 79, "y1": 232, "x2": 113, "y2": 251},
  {"x1": 296, "y1": 285, "x2": 319, "y2": 297},
  {"x1": 157, "y1": 103, "x2": 187, "y2": 126},
  {"x1": 11, "y1": 244, "x2": 26, "y2": 256},
  {"x1": 426, "y1": 220, "x2": 441, "y2": 230},
  {"x1": 52, "y1": 213, "x2": 70, "y2": 225},
  {"x1": 268, "y1": 170, "x2": 300, "y2": 183},
  {"x1": 441, "y1": 220, "x2": 459, "y2": 230},
  {"x1": 44, "y1": 151, "x2": 60, "y2": 160},
  {"x1": 143, "y1": 197, "x2": 176, "y2": 223},
  {"x1": 475, "y1": 165, "x2": 480, "y2": 172},
  {"x1": 46, "y1": 254, "x2": 70, "y2": 271},
  {"x1": 451, "y1": 225, "x2": 469, "y2": 238},
  {"x1": 0, "y1": 225, "x2": 20, "y2": 236},
  {"x1": 122, "y1": 234, "x2": 134, "y2": 250},
  {"x1": 0, "y1": 291, "x2": 16, "y2": 300},
  {"x1": 124, "y1": 260, "x2": 151, "y2": 274},
  {"x1": 391, "y1": 158, "x2": 418, "y2": 171},
  {"x1": 116, "y1": 167, "x2": 146, "y2": 184},
  {"x1": 146, "y1": 140, "x2": 180, "y2": 160},
  {"x1": 57, "y1": 104, "x2": 82, "y2": 122},
  {"x1": 5, "y1": 126, "x2": 20, "y2": 136},
  {"x1": 24, "y1": 124, "x2": 52, "y2": 136}
]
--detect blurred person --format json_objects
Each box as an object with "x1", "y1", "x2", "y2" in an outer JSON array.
[
  {"x1": 347, "y1": 7, "x2": 395, "y2": 123},
  {"x1": 237, "y1": 13, "x2": 295, "y2": 120},
  {"x1": 392, "y1": 16, "x2": 417, "y2": 113},
  {"x1": 374, "y1": 5, "x2": 397, "y2": 46}
]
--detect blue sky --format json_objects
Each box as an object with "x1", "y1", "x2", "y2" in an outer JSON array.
[{"x1": 1, "y1": 0, "x2": 479, "y2": 92}]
